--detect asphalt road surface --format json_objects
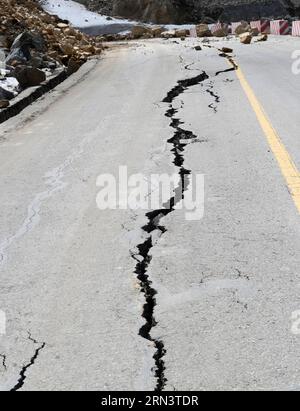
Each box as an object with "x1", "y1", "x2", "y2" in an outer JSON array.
[{"x1": 0, "y1": 35, "x2": 300, "y2": 391}]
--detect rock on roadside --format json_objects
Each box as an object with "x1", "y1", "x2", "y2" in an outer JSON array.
[
  {"x1": 14, "y1": 66, "x2": 46, "y2": 88},
  {"x1": 0, "y1": 99, "x2": 9, "y2": 108},
  {"x1": 240, "y1": 32, "x2": 253, "y2": 44},
  {"x1": 196, "y1": 24, "x2": 212, "y2": 37},
  {"x1": 235, "y1": 21, "x2": 251, "y2": 35}
]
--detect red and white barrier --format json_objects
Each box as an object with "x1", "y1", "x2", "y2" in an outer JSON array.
[
  {"x1": 189, "y1": 26, "x2": 197, "y2": 38},
  {"x1": 270, "y1": 20, "x2": 290, "y2": 35},
  {"x1": 231, "y1": 22, "x2": 242, "y2": 34},
  {"x1": 208, "y1": 22, "x2": 223, "y2": 34},
  {"x1": 250, "y1": 20, "x2": 270, "y2": 34},
  {"x1": 292, "y1": 21, "x2": 300, "y2": 36}
]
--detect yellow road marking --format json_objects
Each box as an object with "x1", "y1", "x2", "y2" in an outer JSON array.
[{"x1": 234, "y1": 64, "x2": 300, "y2": 214}]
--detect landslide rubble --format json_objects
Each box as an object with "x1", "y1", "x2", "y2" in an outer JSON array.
[{"x1": 0, "y1": 0, "x2": 103, "y2": 108}]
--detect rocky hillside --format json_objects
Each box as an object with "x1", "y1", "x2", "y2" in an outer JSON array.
[
  {"x1": 0, "y1": 0, "x2": 103, "y2": 108},
  {"x1": 76, "y1": 0, "x2": 300, "y2": 23}
]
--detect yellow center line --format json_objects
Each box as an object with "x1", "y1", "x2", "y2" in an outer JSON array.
[{"x1": 233, "y1": 63, "x2": 300, "y2": 214}]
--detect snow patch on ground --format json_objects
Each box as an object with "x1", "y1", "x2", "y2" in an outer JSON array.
[
  {"x1": 0, "y1": 76, "x2": 19, "y2": 96},
  {"x1": 42, "y1": 0, "x2": 133, "y2": 28}
]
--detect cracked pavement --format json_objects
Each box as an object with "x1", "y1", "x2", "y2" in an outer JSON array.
[{"x1": 0, "y1": 36, "x2": 300, "y2": 391}]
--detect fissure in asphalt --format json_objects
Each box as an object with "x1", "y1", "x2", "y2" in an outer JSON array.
[
  {"x1": 132, "y1": 70, "x2": 209, "y2": 391},
  {"x1": 206, "y1": 83, "x2": 221, "y2": 113},
  {"x1": 0, "y1": 354, "x2": 7, "y2": 371},
  {"x1": 10, "y1": 334, "x2": 45, "y2": 391}
]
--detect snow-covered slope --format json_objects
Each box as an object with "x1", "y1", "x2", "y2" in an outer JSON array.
[
  {"x1": 41, "y1": 0, "x2": 192, "y2": 35},
  {"x1": 42, "y1": 0, "x2": 133, "y2": 28}
]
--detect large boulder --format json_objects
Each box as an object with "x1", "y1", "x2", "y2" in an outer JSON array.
[
  {"x1": 131, "y1": 25, "x2": 152, "y2": 39},
  {"x1": 5, "y1": 31, "x2": 45, "y2": 66},
  {"x1": 175, "y1": 29, "x2": 190, "y2": 38},
  {"x1": 0, "y1": 100, "x2": 9, "y2": 109},
  {"x1": 10, "y1": 32, "x2": 45, "y2": 52},
  {"x1": 235, "y1": 21, "x2": 251, "y2": 35},
  {"x1": 14, "y1": 66, "x2": 46, "y2": 88},
  {"x1": 5, "y1": 47, "x2": 30, "y2": 66},
  {"x1": 196, "y1": 24, "x2": 212, "y2": 37},
  {"x1": 67, "y1": 58, "x2": 82, "y2": 75},
  {"x1": 240, "y1": 32, "x2": 253, "y2": 44},
  {"x1": 213, "y1": 27, "x2": 229, "y2": 37},
  {"x1": 151, "y1": 27, "x2": 165, "y2": 38}
]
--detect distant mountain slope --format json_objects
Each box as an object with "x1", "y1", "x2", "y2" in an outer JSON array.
[{"x1": 76, "y1": 0, "x2": 300, "y2": 23}]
